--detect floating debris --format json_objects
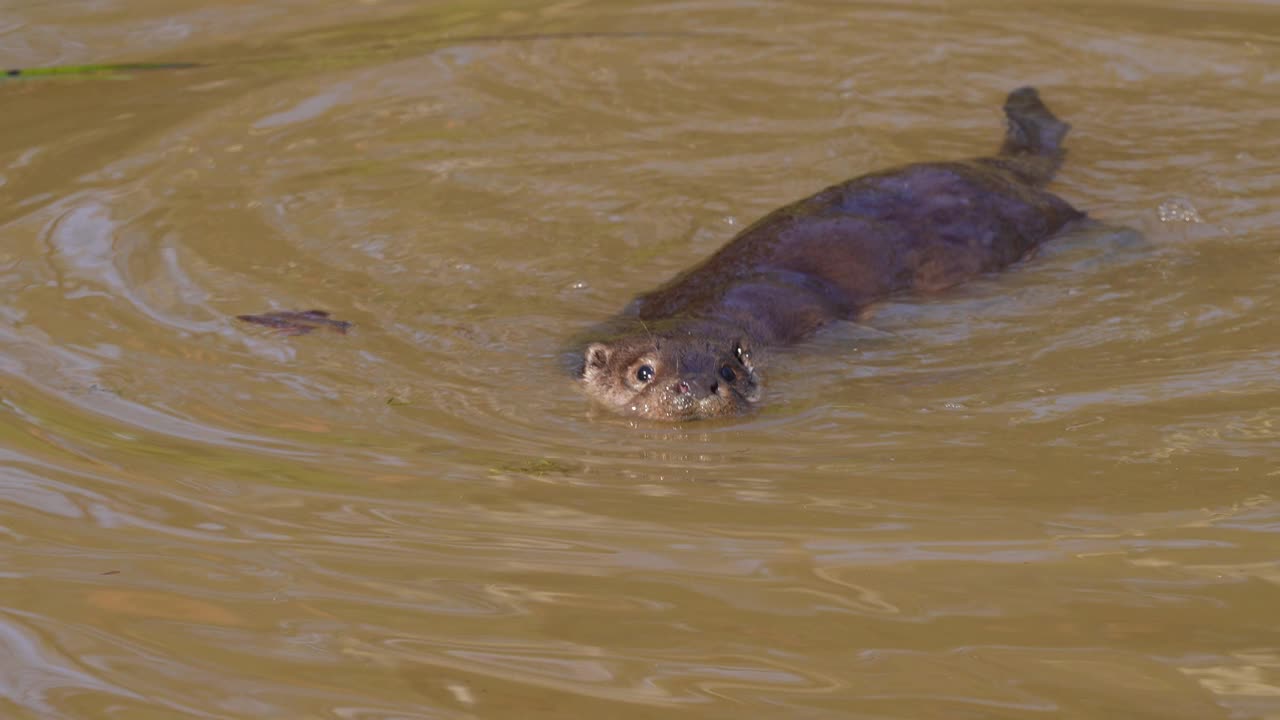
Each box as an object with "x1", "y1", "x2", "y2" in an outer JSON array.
[
  {"x1": 236, "y1": 309, "x2": 352, "y2": 336},
  {"x1": 3, "y1": 62, "x2": 199, "y2": 80}
]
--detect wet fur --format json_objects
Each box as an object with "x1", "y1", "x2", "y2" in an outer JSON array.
[{"x1": 579, "y1": 88, "x2": 1084, "y2": 421}]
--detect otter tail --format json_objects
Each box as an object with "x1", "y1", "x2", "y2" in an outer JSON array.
[{"x1": 996, "y1": 86, "x2": 1070, "y2": 186}]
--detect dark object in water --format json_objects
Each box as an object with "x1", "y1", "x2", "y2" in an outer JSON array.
[
  {"x1": 236, "y1": 309, "x2": 352, "y2": 336},
  {"x1": 1, "y1": 33, "x2": 694, "y2": 82},
  {"x1": 3, "y1": 62, "x2": 200, "y2": 79},
  {"x1": 578, "y1": 87, "x2": 1085, "y2": 421}
]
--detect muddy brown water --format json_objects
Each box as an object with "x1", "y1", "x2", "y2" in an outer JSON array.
[{"x1": 2, "y1": 1, "x2": 1279, "y2": 718}]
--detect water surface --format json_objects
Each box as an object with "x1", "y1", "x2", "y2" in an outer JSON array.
[{"x1": 2, "y1": 1, "x2": 1278, "y2": 718}]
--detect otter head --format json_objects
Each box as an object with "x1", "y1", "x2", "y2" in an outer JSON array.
[{"x1": 579, "y1": 332, "x2": 761, "y2": 421}]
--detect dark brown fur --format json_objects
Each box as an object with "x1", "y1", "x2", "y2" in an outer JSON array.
[{"x1": 580, "y1": 88, "x2": 1083, "y2": 421}]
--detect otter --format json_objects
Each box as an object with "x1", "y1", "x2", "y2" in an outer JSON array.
[{"x1": 579, "y1": 87, "x2": 1084, "y2": 421}]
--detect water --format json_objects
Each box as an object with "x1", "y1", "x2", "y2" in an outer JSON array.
[{"x1": 2, "y1": 1, "x2": 1278, "y2": 717}]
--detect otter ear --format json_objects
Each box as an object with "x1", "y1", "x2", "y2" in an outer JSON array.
[{"x1": 581, "y1": 343, "x2": 612, "y2": 380}]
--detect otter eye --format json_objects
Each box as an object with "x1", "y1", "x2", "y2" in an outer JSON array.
[
  {"x1": 635, "y1": 365, "x2": 655, "y2": 383},
  {"x1": 719, "y1": 365, "x2": 736, "y2": 382},
  {"x1": 734, "y1": 342, "x2": 747, "y2": 364}
]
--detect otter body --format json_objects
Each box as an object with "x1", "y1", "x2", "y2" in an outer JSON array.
[{"x1": 580, "y1": 88, "x2": 1083, "y2": 421}]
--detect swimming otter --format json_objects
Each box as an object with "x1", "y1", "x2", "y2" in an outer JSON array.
[{"x1": 580, "y1": 87, "x2": 1083, "y2": 421}]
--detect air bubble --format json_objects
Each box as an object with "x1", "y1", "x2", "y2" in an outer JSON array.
[{"x1": 1157, "y1": 198, "x2": 1203, "y2": 223}]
